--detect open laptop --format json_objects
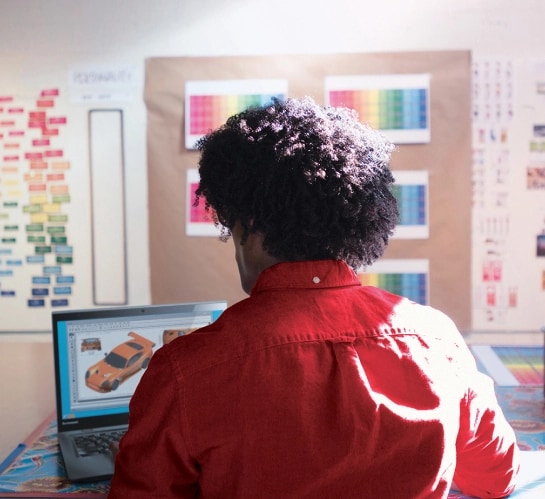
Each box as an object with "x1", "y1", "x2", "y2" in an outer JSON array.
[{"x1": 52, "y1": 300, "x2": 227, "y2": 483}]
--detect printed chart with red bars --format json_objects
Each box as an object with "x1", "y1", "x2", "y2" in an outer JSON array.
[
  {"x1": 358, "y1": 259, "x2": 429, "y2": 305},
  {"x1": 185, "y1": 79, "x2": 288, "y2": 149},
  {"x1": 391, "y1": 170, "x2": 429, "y2": 239},
  {"x1": 325, "y1": 74, "x2": 431, "y2": 144}
]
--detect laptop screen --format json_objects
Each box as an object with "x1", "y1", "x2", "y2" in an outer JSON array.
[{"x1": 52, "y1": 301, "x2": 227, "y2": 431}]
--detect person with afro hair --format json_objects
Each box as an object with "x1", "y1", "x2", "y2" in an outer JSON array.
[
  {"x1": 109, "y1": 97, "x2": 519, "y2": 499},
  {"x1": 195, "y1": 96, "x2": 399, "y2": 280}
]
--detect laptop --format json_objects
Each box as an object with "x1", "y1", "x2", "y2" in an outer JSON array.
[{"x1": 52, "y1": 300, "x2": 227, "y2": 483}]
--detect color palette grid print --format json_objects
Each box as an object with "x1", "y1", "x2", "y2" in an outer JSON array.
[
  {"x1": 189, "y1": 95, "x2": 274, "y2": 135},
  {"x1": 358, "y1": 271, "x2": 427, "y2": 305},
  {"x1": 184, "y1": 79, "x2": 288, "y2": 149},
  {"x1": 392, "y1": 184, "x2": 426, "y2": 225},
  {"x1": 325, "y1": 74, "x2": 431, "y2": 144},
  {"x1": 493, "y1": 346, "x2": 544, "y2": 386},
  {"x1": 185, "y1": 169, "x2": 221, "y2": 236},
  {"x1": 391, "y1": 170, "x2": 429, "y2": 239},
  {"x1": 471, "y1": 345, "x2": 544, "y2": 386},
  {"x1": 329, "y1": 88, "x2": 426, "y2": 129}
]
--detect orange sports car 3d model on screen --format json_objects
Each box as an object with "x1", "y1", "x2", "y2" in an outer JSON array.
[{"x1": 85, "y1": 332, "x2": 155, "y2": 393}]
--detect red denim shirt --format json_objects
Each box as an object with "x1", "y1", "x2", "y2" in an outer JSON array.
[{"x1": 109, "y1": 260, "x2": 519, "y2": 498}]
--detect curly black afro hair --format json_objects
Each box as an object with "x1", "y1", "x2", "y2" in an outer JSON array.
[{"x1": 195, "y1": 96, "x2": 399, "y2": 270}]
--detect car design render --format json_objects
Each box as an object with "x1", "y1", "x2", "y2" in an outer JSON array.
[
  {"x1": 81, "y1": 337, "x2": 102, "y2": 352},
  {"x1": 162, "y1": 327, "x2": 199, "y2": 345},
  {"x1": 85, "y1": 332, "x2": 156, "y2": 393}
]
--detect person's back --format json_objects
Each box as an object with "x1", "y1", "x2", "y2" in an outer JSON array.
[
  {"x1": 108, "y1": 97, "x2": 519, "y2": 498},
  {"x1": 110, "y1": 260, "x2": 518, "y2": 498}
]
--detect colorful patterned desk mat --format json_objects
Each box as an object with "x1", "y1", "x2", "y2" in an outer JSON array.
[
  {"x1": 0, "y1": 348, "x2": 543, "y2": 497},
  {"x1": 0, "y1": 411, "x2": 109, "y2": 497}
]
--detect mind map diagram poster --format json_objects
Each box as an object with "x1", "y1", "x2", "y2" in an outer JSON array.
[{"x1": 0, "y1": 88, "x2": 74, "y2": 327}]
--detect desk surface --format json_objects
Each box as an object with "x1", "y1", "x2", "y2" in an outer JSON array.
[{"x1": 0, "y1": 341, "x2": 56, "y2": 461}]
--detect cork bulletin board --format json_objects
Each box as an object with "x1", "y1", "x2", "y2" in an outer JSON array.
[{"x1": 144, "y1": 51, "x2": 472, "y2": 330}]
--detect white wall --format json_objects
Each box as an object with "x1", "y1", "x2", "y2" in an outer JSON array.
[
  {"x1": 0, "y1": 0, "x2": 543, "y2": 337},
  {"x1": 2, "y1": 0, "x2": 543, "y2": 57}
]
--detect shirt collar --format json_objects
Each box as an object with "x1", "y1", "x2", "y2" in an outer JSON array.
[{"x1": 251, "y1": 260, "x2": 361, "y2": 294}]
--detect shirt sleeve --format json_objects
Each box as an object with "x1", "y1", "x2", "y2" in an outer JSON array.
[
  {"x1": 454, "y1": 370, "x2": 520, "y2": 498},
  {"x1": 108, "y1": 345, "x2": 200, "y2": 498}
]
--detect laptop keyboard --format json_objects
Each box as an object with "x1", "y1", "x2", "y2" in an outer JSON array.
[{"x1": 74, "y1": 429, "x2": 127, "y2": 457}]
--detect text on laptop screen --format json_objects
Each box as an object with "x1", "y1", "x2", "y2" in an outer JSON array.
[{"x1": 56, "y1": 305, "x2": 225, "y2": 421}]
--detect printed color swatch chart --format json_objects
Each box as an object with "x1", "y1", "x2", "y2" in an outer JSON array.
[
  {"x1": 358, "y1": 259, "x2": 429, "y2": 305},
  {"x1": 392, "y1": 185, "x2": 426, "y2": 224},
  {"x1": 185, "y1": 79, "x2": 288, "y2": 149},
  {"x1": 186, "y1": 169, "x2": 221, "y2": 236},
  {"x1": 391, "y1": 170, "x2": 429, "y2": 239},
  {"x1": 493, "y1": 346, "x2": 544, "y2": 386},
  {"x1": 325, "y1": 74, "x2": 431, "y2": 144},
  {"x1": 359, "y1": 272, "x2": 427, "y2": 305}
]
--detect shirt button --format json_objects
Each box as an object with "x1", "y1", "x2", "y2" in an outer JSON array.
[{"x1": 312, "y1": 276, "x2": 321, "y2": 284}]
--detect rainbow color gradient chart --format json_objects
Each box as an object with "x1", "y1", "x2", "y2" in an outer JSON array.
[
  {"x1": 492, "y1": 346, "x2": 544, "y2": 386},
  {"x1": 325, "y1": 74, "x2": 431, "y2": 144},
  {"x1": 358, "y1": 259, "x2": 429, "y2": 305},
  {"x1": 185, "y1": 79, "x2": 288, "y2": 149},
  {"x1": 471, "y1": 346, "x2": 544, "y2": 387},
  {"x1": 391, "y1": 170, "x2": 429, "y2": 239}
]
